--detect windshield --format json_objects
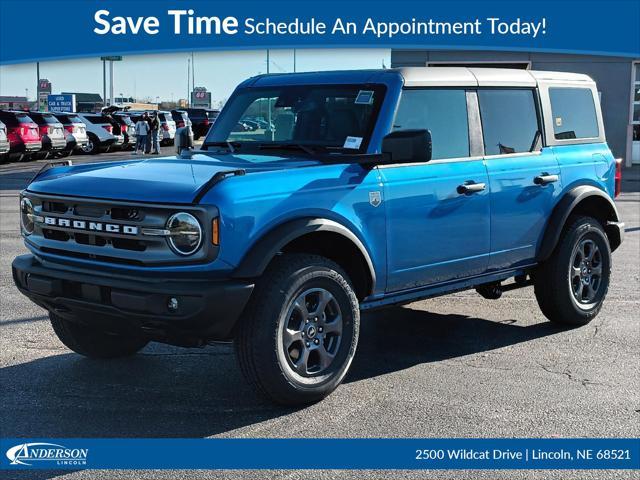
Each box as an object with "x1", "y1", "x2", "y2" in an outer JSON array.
[{"x1": 204, "y1": 84, "x2": 385, "y2": 154}]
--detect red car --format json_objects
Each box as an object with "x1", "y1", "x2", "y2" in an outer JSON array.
[
  {"x1": 27, "y1": 111, "x2": 67, "y2": 160},
  {"x1": 0, "y1": 110, "x2": 42, "y2": 161}
]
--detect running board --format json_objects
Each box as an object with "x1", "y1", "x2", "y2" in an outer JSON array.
[{"x1": 360, "y1": 267, "x2": 534, "y2": 310}]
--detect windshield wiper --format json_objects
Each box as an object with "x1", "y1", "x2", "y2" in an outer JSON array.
[
  {"x1": 258, "y1": 143, "x2": 324, "y2": 155},
  {"x1": 204, "y1": 141, "x2": 241, "y2": 153}
]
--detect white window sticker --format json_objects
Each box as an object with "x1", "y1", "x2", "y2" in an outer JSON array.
[
  {"x1": 555, "y1": 117, "x2": 563, "y2": 127},
  {"x1": 343, "y1": 136, "x2": 363, "y2": 149},
  {"x1": 355, "y1": 90, "x2": 374, "y2": 105}
]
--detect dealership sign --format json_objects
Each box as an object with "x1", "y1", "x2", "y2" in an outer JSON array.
[
  {"x1": 47, "y1": 94, "x2": 76, "y2": 113},
  {"x1": 37, "y1": 78, "x2": 52, "y2": 111},
  {"x1": 191, "y1": 87, "x2": 211, "y2": 108}
]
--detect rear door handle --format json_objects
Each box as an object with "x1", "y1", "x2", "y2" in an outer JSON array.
[
  {"x1": 457, "y1": 182, "x2": 486, "y2": 195},
  {"x1": 534, "y1": 174, "x2": 559, "y2": 185}
]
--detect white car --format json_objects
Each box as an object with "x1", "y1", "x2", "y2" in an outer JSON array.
[{"x1": 157, "y1": 111, "x2": 176, "y2": 145}]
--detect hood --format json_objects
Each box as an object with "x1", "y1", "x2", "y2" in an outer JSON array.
[{"x1": 26, "y1": 153, "x2": 322, "y2": 204}]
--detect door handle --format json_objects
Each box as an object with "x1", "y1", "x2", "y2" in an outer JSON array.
[
  {"x1": 457, "y1": 181, "x2": 486, "y2": 195},
  {"x1": 534, "y1": 174, "x2": 559, "y2": 185}
]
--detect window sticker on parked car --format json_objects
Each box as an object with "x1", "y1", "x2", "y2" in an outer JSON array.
[
  {"x1": 343, "y1": 136, "x2": 363, "y2": 149},
  {"x1": 555, "y1": 117, "x2": 563, "y2": 127},
  {"x1": 355, "y1": 90, "x2": 374, "y2": 105}
]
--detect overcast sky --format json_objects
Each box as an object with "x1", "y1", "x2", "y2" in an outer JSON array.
[{"x1": 0, "y1": 49, "x2": 390, "y2": 105}]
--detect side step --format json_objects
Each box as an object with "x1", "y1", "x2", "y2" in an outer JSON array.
[{"x1": 475, "y1": 275, "x2": 533, "y2": 300}]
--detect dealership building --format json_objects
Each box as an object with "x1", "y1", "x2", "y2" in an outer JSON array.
[{"x1": 391, "y1": 50, "x2": 640, "y2": 167}]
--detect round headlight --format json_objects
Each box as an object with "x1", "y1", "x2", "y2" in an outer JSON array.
[
  {"x1": 166, "y1": 212, "x2": 202, "y2": 256},
  {"x1": 20, "y1": 197, "x2": 34, "y2": 235}
]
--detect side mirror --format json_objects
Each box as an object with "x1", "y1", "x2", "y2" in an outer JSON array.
[
  {"x1": 381, "y1": 129, "x2": 432, "y2": 164},
  {"x1": 175, "y1": 126, "x2": 194, "y2": 157}
]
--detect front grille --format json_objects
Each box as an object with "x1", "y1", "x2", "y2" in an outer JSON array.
[
  {"x1": 40, "y1": 247, "x2": 146, "y2": 266},
  {"x1": 24, "y1": 194, "x2": 217, "y2": 266}
]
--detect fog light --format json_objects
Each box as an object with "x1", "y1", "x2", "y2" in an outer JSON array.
[{"x1": 167, "y1": 297, "x2": 179, "y2": 312}]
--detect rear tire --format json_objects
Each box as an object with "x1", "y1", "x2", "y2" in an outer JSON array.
[
  {"x1": 235, "y1": 254, "x2": 360, "y2": 405},
  {"x1": 49, "y1": 312, "x2": 148, "y2": 359},
  {"x1": 534, "y1": 215, "x2": 611, "y2": 325},
  {"x1": 81, "y1": 135, "x2": 100, "y2": 155}
]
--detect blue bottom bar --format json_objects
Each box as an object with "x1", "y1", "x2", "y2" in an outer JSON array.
[{"x1": 1, "y1": 438, "x2": 638, "y2": 470}]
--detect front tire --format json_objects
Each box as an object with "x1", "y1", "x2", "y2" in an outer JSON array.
[
  {"x1": 534, "y1": 215, "x2": 611, "y2": 325},
  {"x1": 236, "y1": 254, "x2": 360, "y2": 405},
  {"x1": 49, "y1": 312, "x2": 148, "y2": 358}
]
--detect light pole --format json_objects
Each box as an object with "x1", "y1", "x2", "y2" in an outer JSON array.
[
  {"x1": 109, "y1": 60, "x2": 114, "y2": 106},
  {"x1": 191, "y1": 52, "x2": 195, "y2": 92},
  {"x1": 36, "y1": 62, "x2": 40, "y2": 108},
  {"x1": 103, "y1": 60, "x2": 106, "y2": 105},
  {"x1": 187, "y1": 57, "x2": 191, "y2": 107}
]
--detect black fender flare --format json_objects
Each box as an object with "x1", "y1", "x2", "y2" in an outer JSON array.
[
  {"x1": 233, "y1": 217, "x2": 376, "y2": 293},
  {"x1": 537, "y1": 185, "x2": 621, "y2": 262}
]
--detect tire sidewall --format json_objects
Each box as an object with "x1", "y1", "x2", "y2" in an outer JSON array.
[
  {"x1": 256, "y1": 262, "x2": 359, "y2": 398},
  {"x1": 81, "y1": 136, "x2": 95, "y2": 154},
  {"x1": 559, "y1": 219, "x2": 611, "y2": 316}
]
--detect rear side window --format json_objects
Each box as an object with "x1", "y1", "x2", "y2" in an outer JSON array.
[
  {"x1": 85, "y1": 116, "x2": 108, "y2": 125},
  {"x1": 478, "y1": 89, "x2": 540, "y2": 155},
  {"x1": 393, "y1": 89, "x2": 469, "y2": 160},
  {"x1": 549, "y1": 87, "x2": 599, "y2": 140},
  {"x1": 16, "y1": 114, "x2": 34, "y2": 124},
  {"x1": 42, "y1": 114, "x2": 60, "y2": 124}
]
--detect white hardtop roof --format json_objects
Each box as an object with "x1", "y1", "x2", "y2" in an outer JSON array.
[{"x1": 395, "y1": 67, "x2": 595, "y2": 87}]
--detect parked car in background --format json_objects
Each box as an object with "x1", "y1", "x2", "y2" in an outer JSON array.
[
  {"x1": 185, "y1": 108, "x2": 219, "y2": 139},
  {"x1": 52, "y1": 112, "x2": 89, "y2": 156},
  {"x1": 27, "y1": 111, "x2": 67, "y2": 160},
  {"x1": 111, "y1": 112, "x2": 137, "y2": 150},
  {"x1": 232, "y1": 121, "x2": 252, "y2": 132},
  {"x1": 157, "y1": 111, "x2": 176, "y2": 145},
  {"x1": 170, "y1": 110, "x2": 192, "y2": 131},
  {"x1": 0, "y1": 120, "x2": 10, "y2": 161},
  {"x1": 75, "y1": 113, "x2": 122, "y2": 154},
  {"x1": 248, "y1": 117, "x2": 274, "y2": 130},
  {"x1": 239, "y1": 119, "x2": 260, "y2": 131},
  {"x1": 0, "y1": 110, "x2": 42, "y2": 161}
]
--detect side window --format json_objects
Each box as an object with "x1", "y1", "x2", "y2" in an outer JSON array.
[
  {"x1": 393, "y1": 89, "x2": 469, "y2": 160},
  {"x1": 478, "y1": 89, "x2": 540, "y2": 155},
  {"x1": 549, "y1": 87, "x2": 599, "y2": 140}
]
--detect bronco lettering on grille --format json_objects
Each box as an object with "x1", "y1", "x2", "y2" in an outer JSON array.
[{"x1": 42, "y1": 216, "x2": 138, "y2": 235}]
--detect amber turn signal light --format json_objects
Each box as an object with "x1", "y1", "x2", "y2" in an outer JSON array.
[{"x1": 212, "y1": 217, "x2": 220, "y2": 246}]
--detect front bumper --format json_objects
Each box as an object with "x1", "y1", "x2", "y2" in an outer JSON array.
[{"x1": 12, "y1": 254, "x2": 254, "y2": 343}]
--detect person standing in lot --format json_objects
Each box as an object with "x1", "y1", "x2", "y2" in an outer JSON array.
[
  {"x1": 149, "y1": 112, "x2": 160, "y2": 154},
  {"x1": 143, "y1": 112, "x2": 152, "y2": 153},
  {"x1": 133, "y1": 115, "x2": 149, "y2": 154}
]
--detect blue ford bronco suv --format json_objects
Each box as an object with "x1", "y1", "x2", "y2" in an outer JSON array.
[{"x1": 13, "y1": 68, "x2": 624, "y2": 405}]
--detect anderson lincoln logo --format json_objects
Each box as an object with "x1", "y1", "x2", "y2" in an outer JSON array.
[
  {"x1": 6, "y1": 443, "x2": 88, "y2": 466},
  {"x1": 41, "y1": 216, "x2": 139, "y2": 235}
]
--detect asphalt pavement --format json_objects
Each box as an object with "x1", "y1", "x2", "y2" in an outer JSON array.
[{"x1": 1, "y1": 150, "x2": 638, "y2": 480}]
